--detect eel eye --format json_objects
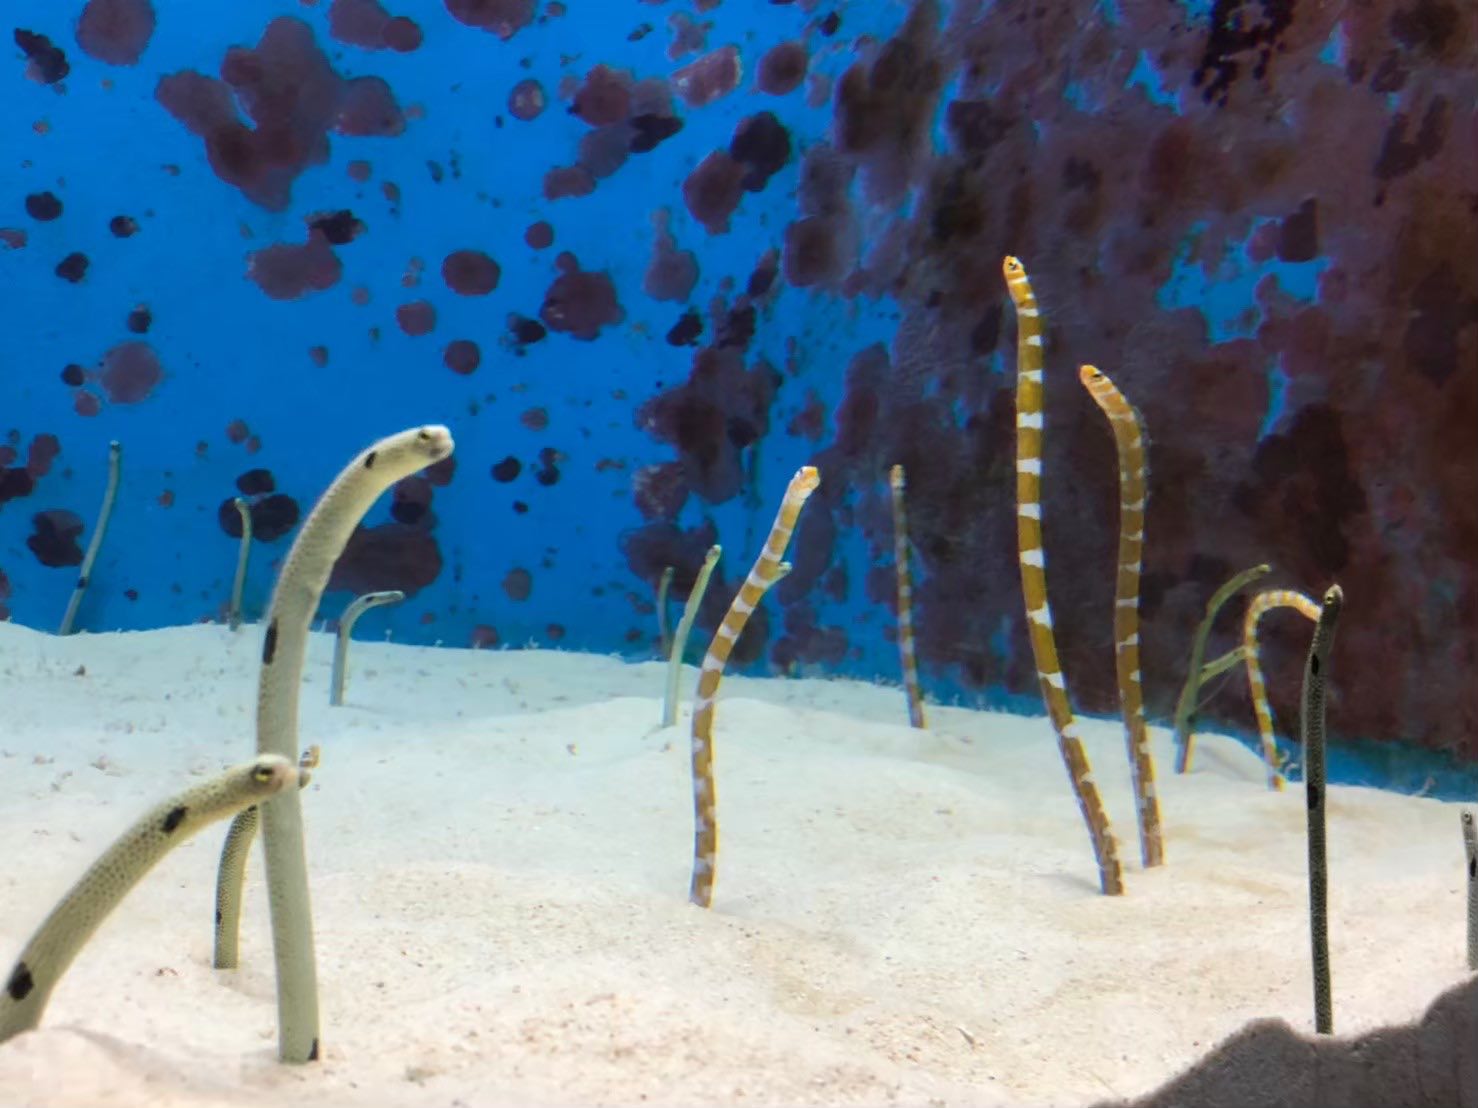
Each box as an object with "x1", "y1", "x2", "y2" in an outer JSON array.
[{"x1": 252, "y1": 764, "x2": 274, "y2": 783}]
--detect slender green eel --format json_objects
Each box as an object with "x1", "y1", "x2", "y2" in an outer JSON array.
[
  {"x1": 1462, "y1": 809, "x2": 1477, "y2": 971},
  {"x1": 1244, "y1": 588, "x2": 1321, "y2": 790},
  {"x1": 238, "y1": 425, "x2": 454, "y2": 1063},
  {"x1": 1003, "y1": 256, "x2": 1123, "y2": 896},
  {"x1": 1301, "y1": 582, "x2": 1341, "y2": 1034},
  {"x1": 228, "y1": 496, "x2": 252, "y2": 631},
  {"x1": 329, "y1": 589, "x2": 405, "y2": 706},
  {"x1": 689, "y1": 467, "x2": 818, "y2": 908},
  {"x1": 662, "y1": 545, "x2": 720, "y2": 728},
  {"x1": 1078, "y1": 363, "x2": 1163, "y2": 869},
  {"x1": 889, "y1": 465, "x2": 926, "y2": 729},
  {"x1": 1174, "y1": 563, "x2": 1270, "y2": 774},
  {"x1": 0, "y1": 755, "x2": 299, "y2": 1044},
  {"x1": 58, "y1": 439, "x2": 121, "y2": 636}
]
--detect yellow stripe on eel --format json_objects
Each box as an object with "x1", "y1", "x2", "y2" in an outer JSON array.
[
  {"x1": 1078, "y1": 364, "x2": 1164, "y2": 869},
  {"x1": 1243, "y1": 588, "x2": 1321, "y2": 791},
  {"x1": 1003, "y1": 256, "x2": 1124, "y2": 896},
  {"x1": 1, "y1": 756, "x2": 299, "y2": 1044},
  {"x1": 689, "y1": 465, "x2": 820, "y2": 909},
  {"x1": 890, "y1": 465, "x2": 926, "y2": 729}
]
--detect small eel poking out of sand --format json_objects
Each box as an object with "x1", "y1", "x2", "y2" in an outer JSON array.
[{"x1": 0, "y1": 756, "x2": 300, "y2": 1044}]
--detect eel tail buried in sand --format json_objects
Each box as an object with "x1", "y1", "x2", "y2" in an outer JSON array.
[
  {"x1": 250, "y1": 425, "x2": 454, "y2": 1063},
  {"x1": 1003, "y1": 256, "x2": 1124, "y2": 896},
  {"x1": 0, "y1": 756, "x2": 299, "y2": 1044},
  {"x1": 58, "y1": 439, "x2": 121, "y2": 637},
  {"x1": 1174, "y1": 563, "x2": 1270, "y2": 774},
  {"x1": 890, "y1": 465, "x2": 926, "y2": 729},
  {"x1": 662, "y1": 545, "x2": 720, "y2": 729},
  {"x1": 1243, "y1": 588, "x2": 1321, "y2": 791},
  {"x1": 1462, "y1": 809, "x2": 1477, "y2": 971},
  {"x1": 330, "y1": 589, "x2": 406, "y2": 707},
  {"x1": 1078, "y1": 363, "x2": 1163, "y2": 869},
  {"x1": 689, "y1": 466, "x2": 819, "y2": 909},
  {"x1": 228, "y1": 496, "x2": 253, "y2": 631},
  {"x1": 1301, "y1": 583, "x2": 1342, "y2": 1035}
]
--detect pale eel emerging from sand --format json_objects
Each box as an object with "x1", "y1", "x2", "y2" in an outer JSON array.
[
  {"x1": 0, "y1": 755, "x2": 300, "y2": 1044},
  {"x1": 213, "y1": 425, "x2": 454, "y2": 1064},
  {"x1": 1003, "y1": 256, "x2": 1124, "y2": 896}
]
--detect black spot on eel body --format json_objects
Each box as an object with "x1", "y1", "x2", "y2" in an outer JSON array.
[
  {"x1": 1306, "y1": 784, "x2": 1321, "y2": 811},
  {"x1": 1310, "y1": 654, "x2": 1320, "y2": 676},
  {"x1": 364, "y1": 451, "x2": 377, "y2": 469},
  {"x1": 309, "y1": 1038, "x2": 320, "y2": 1061},
  {"x1": 162, "y1": 805, "x2": 188, "y2": 833},
  {"x1": 76, "y1": 574, "x2": 88, "y2": 589},
  {"x1": 215, "y1": 908, "x2": 223, "y2": 924},
  {"x1": 1470, "y1": 858, "x2": 1476, "y2": 879},
  {"x1": 6, "y1": 962, "x2": 34, "y2": 1001},
  {"x1": 263, "y1": 619, "x2": 278, "y2": 665}
]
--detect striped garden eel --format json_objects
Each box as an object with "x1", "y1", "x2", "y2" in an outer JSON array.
[
  {"x1": 889, "y1": 465, "x2": 926, "y2": 729},
  {"x1": 1003, "y1": 256, "x2": 1124, "y2": 896},
  {"x1": 0, "y1": 755, "x2": 300, "y2": 1044},
  {"x1": 1300, "y1": 583, "x2": 1341, "y2": 1034},
  {"x1": 233, "y1": 425, "x2": 454, "y2": 1063},
  {"x1": 689, "y1": 465, "x2": 819, "y2": 908},
  {"x1": 1174, "y1": 563, "x2": 1271, "y2": 773},
  {"x1": 1078, "y1": 364, "x2": 1163, "y2": 869},
  {"x1": 1462, "y1": 810, "x2": 1477, "y2": 971},
  {"x1": 1243, "y1": 588, "x2": 1321, "y2": 790}
]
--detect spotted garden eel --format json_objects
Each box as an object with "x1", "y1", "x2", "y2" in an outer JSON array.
[
  {"x1": 1003, "y1": 256, "x2": 1124, "y2": 896},
  {"x1": 1174, "y1": 563, "x2": 1271, "y2": 773},
  {"x1": 1078, "y1": 364, "x2": 1163, "y2": 869},
  {"x1": 1300, "y1": 583, "x2": 1341, "y2": 1034},
  {"x1": 58, "y1": 439, "x2": 121, "y2": 636},
  {"x1": 689, "y1": 465, "x2": 819, "y2": 908},
  {"x1": 228, "y1": 496, "x2": 252, "y2": 631},
  {"x1": 1462, "y1": 810, "x2": 1477, "y2": 971},
  {"x1": 889, "y1": 465, "x2": 926, "y2": 729},
  {"x1": 1243, "y1": 587, "x2": 1321, "y2": 790},
  {"x1": 222, "y1": 425, "x2": 454, "y2": 1063},
  {"x1": 0, "y1": 755, "x2": 299, "y2": 1044}
]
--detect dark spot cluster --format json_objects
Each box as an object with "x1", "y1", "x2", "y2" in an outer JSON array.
[
  {"x1": 218, "y1": 468, "x2": 300, "y2": 544},
  {"x1": 327, "y1": 0, "x2": 424, "y2": 52},
  {"x1": 539, "y1": 253, "x2": 625, "y2": 341}
]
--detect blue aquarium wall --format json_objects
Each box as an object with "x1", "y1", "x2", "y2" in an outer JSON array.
[{"x1": 2, "y1": 0, "x2": 1474, "y2": 770}]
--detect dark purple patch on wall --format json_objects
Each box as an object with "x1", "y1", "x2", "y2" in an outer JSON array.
[
  {"x1": 443, "y1": 0, "x2": 535, "y2": 40},
  {"x1": 27, "y1": 510, "x2": 84, "y2": 567},
  {"x1": 76, "y1": 0, "x2": 157, "y2": 65},
  {"x1": 442, "y1": 250, "x2": 500, "y2": 295},
  {"x1": 328, "y1": 522, "x2": 443, "y2": 596},
  {"x1": 99, "y1": 342, "x2": 162, "y2": 403},
  {"x1": 539, "y1": 255, "x2": 624, "y2": 340},
  {"x1": 14, "y1": 30, "x2": 69, "y2": 84}
]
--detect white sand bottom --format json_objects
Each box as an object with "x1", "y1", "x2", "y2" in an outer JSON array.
[{"x1": 0, "y1": 622, "x2": 1469, "y2": 1106}]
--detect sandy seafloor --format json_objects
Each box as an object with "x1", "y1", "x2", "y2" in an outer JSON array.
[{"x1": 0, "y1": 621, "x2": 1470, "y2": 1107}]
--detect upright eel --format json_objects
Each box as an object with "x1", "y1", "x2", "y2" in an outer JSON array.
[
  {"x1": 1078, "y1": 364, "x2": 1163, "y2": 868},
  {"x1": 1243, "y1": 588, "x2": 1321, "y2": 790},
  {"x1": 1301, "y1": 583, "x2": 1342, "y2": 1034},
  {"x1": 222, "y1": 425, "x2": 454, "y2": 1063},
  {"x1": 688, "y1": 465, "x2": 819, "y2": 908},
  {"x1": 59, "y1": 439, "x2": 121, "y2": 636},
  {"x1": 1, "y1": 755, "x2": 299, "y2": 1044},
  {"x1": 1003, "y1": 257, "x2": 1124, "y2": 896},
  {"x1": 662, "y1": 544, "x2": 721, "y2": 728},
  {"x1": 228, "y1": 496, "x2": 253, "y2": 631},
  {"x1": 889, "y1": 464, "x2": 926, "y2": 729},
  {"x1": 1461, "y1": 810, "x2": 1477, "y2": 971},
  {"x1": 329, "y1": 589, "x2": 406, "y2": 706},
  {"x1": 1174, "y1": 563, "x2": 1271, "y2": 773}
]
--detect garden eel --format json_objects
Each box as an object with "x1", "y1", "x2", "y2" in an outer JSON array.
[
  {"x1": 1461, "y1": 810, "x2": 1477, "y2": 971},
  {"x1": 217, "y1": 425, "x2": 454, "y2": 1063},
  {"x1": 1174, "y1": 563, "x2": 1270, "y2": 773},
  {"x1": 1301, "y1": 582, "x2": 1341, "y2": 1034},
  {"x1": 228, "y1": 496, "x2": 252, "y2": 631},
  {"x1": 58, "y1": 439, "x2": 121, "y2": 636},
  {"x1": 1243, "y1": 588, "x2": 1321, "y2": 790},
  {"x1": 0, "y1": 755, "x2": 299, "y2": 1044},
  {"x1": 662, "y1": 545, "x2": 720, "y2": 728},
  {"x1": 889, "y1": 465, "x2": 926, "y2": 729},
  {"x1": 656, "y1": 566, "x2": 675, "y2": 658},
  {"x1": 689, "y1": 466, "x2": 819, "y2": 908},
  {"x1": 329, "y1": 589, "x2": 405, "y2": 706},
  {"x1": 1003, "y1": 256, "x2": 1124, "y2": 896},
  {"x1": 1078, "y1": 364, "x2": 1163, "y2": 869}
]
